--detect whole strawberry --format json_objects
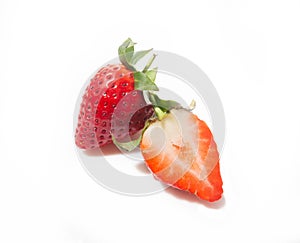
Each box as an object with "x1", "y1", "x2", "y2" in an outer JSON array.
[{"x1": 75, "y1": 39, "x2": 157, "y2": 150}]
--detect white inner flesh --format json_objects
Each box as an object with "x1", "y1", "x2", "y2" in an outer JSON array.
[{"x1": 143, "y1": 109, "x2": 200, "y2": 183}]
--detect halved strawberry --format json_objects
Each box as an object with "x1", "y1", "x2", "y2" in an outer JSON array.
[
  {"x1": 140, "y1": 108, "x2": 223, "y2": 202},
  {"x1": 75, "y1": 38, "x2": 157, "y2": 150}
]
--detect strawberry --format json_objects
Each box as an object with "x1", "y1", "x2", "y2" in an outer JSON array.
[
  {"x1": 75, "y1": 39, "x2": 224, "y2": 202},
  {"x1": 140, "y1": 96, "x2": 223, "y2": 202},
  {"x1": 75, "y1": 39, "x2": 157, "y2": 150}
]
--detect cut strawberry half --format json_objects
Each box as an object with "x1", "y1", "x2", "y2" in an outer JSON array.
[{"x1": 140, "y1": 107, "x2": 223, "y2": 202}]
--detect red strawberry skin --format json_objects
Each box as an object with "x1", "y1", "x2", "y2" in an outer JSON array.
[{"x1": 75, "y1": 64, "x2": 153, "y2": 150}]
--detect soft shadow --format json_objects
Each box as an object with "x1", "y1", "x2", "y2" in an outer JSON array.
[
  {"x1": 135, "y1": 162, "x2": 151, "y2": 174},
  {"x1": 83, "y1": 144, "x2": 121, "y2": 156},
  {"x1": 165, "y1": 187, "x2": 226, "y2": 209}
]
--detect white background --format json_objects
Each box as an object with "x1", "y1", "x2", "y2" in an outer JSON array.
[{"x1": 1, "y1": 0, "x2": 300, "y2": 242}]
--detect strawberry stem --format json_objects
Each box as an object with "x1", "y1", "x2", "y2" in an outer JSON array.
[
  {"x1": 142, "y1": 54, "x2": 157, "y2": 73},
  {"x1": 154, "y1": 107, "x2": 167, "y2": 120},
  {"x1": 189, "y1": 100, "x2": 196, "y2": 110}
]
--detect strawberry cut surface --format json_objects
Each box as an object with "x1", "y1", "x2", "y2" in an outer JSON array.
[{"x1": 140, "y1": 109, "x2": 223, "y2": 202}]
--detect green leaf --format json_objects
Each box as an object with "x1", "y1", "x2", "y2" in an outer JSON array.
[
  {"x1": 118, "y1": 38, "x2": 134, "y2": 49},
  {"x1": 146, "y1": 68, "x2": 157, "y2": 82},
  {"x1": 131, "y1": 49, "x2": 153, "y2": 65},
  {"x1": 148, "y1": 92, "x2": 181, "y2": 112},
  {"x1": 112, "y1": 134, "x2": 143, "y2": 152},
  {"x1": 118, "y1": 38, "x2": 157, "y2": 74},
  {"x1": 118, "y1": 38, "x2": 135, "y2": 56},
  {"x1": 125, "y1": 46, "x2": 134, "y2": 61},
  {"x1": 118, "y1": 38, "x2": 136, "y2": 71},
  {"x1": 134, "y1": 72, "x2": 159, "y2": 91}
]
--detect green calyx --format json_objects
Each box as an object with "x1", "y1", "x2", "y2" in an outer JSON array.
[
  {"x1": 118, "y1": 38, "x2": 158, "y2": 91},
  {"x1": 148, "y1": 92, "x2": 182, "y2": 120}
]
